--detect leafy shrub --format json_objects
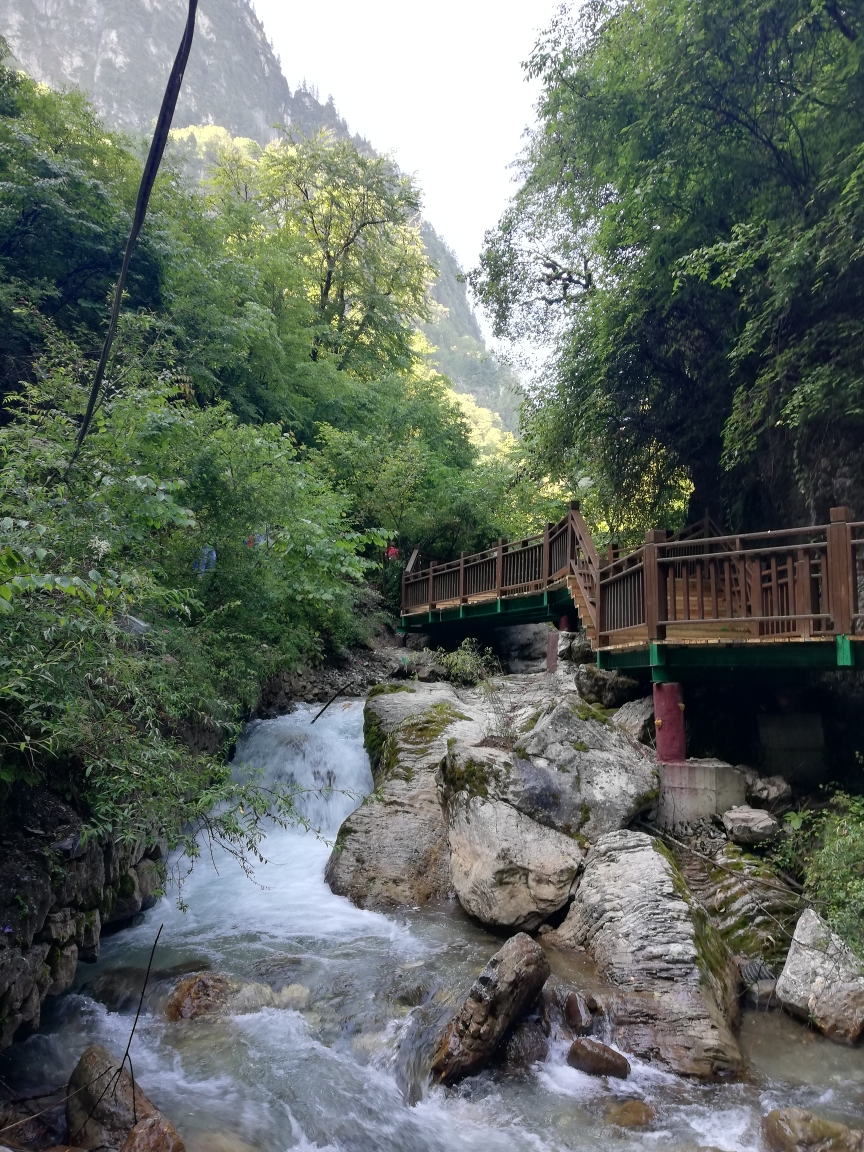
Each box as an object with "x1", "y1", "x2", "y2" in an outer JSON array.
[{"x1": 432, "y1": 638, "x2": 500, "y2": 686}]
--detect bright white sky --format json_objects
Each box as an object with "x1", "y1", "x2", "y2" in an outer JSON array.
[{"x1": 251, "y1": 0, "x2": 560, "y2": 278}]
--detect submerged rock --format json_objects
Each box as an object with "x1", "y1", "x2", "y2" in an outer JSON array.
[
  {"x1": 605, "y1": 1099, "x2": 657, "y2": 1127},
  {"x1": 430, "y1": 933, "x2": 550, "y2": 1084},
  {"x1": 326, "y1": 683, "x2": 482, "y2": 908},
  {"x1": 546, "y1": 830, "x2": 742, "y2": 1078},
  {"x1": 776, "y1": 909, "x2": 864, "y2": 1044},
  {"x1": 67, "y1": 1044, "x2": 159, "y2": 1151},
  {"x1": 721, "y1": 805, "x2": 781, "y2": 846},
  {"x1": 763, "y1": 1107, "x2": 864, "y2": 1151},
  {"x1": 499, "y1": 1019, "x2": 549, "y2": 1069},
  {"x1": 566, "y1": 1037, "x2": 630, "y2": 1078},
  {"x1": 164, "y1": 973, "x2": 309, "y2": 1020}
]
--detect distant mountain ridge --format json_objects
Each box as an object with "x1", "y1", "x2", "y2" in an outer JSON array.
[{"x1": 0, "y1": 0, "x2": 521, "y2": 428}]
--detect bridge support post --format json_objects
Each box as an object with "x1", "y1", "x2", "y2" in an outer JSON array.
[{"x1": 653, "y1": 681, "x2": 686, "y2": 762}]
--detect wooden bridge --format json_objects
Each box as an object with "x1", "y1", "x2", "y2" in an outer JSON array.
[{"x1": 400, "y1": 502, "x2": 864, "y2": 679}]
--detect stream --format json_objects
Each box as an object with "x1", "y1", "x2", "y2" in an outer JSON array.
[{"x1": 4, "y1": 700, "x2": 864, "y2": 1151}]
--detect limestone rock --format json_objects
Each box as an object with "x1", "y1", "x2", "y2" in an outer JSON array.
[
  {"x1": 67, "y1": 1044, "x2": 158, "y2": 1151},
  {"x1": 678, "y1": 841, "x2": 800, "y2": 968},
  {"x1": 512, "y1": 695, "x2": 659, "y2": 842},
  {"x1": 325, "y1": 683, "x2": 483, "y2": 908},
  {"x1": 775, "y1": 909, "x2": 864, "y2": 1044},
  {"x1": 605, "y1": 1099, "x2": 657, "y2": 1127},
  {"x1": 546, "y1": 830, "x2": 742, "y2": 1078},
  {"x1": 119, "y1": 1117, "x2": 185, "y2": 1152},
  {"x1": 763, "y1": 1107, "x2": 864, "y2": 1151},
  {"x1": 431, "y1": 933, "x2": 550, "y2": 1084},
  {"x1": 442, "y1": 790, "x2": 584, "y2": 930},
  {"x1": 612, "y1": 696, "x2": 655, "y2": 744},
  {"x1": 566, "y1": 1037, "x2": 630, "y2": 1078},
  {"x1": 573, "y1": 665, "x2": 641, "y2": 708},
  {"x1": 743, "y1": 767, "x2": 792, "y2": 813},
  {"x1": 721, "y1": 805, "x2": 781, "y2": 845}
]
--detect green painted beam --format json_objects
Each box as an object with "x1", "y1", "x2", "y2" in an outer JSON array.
[
  {"x1": 598, "y1": 639, "x2": 864, "y2": 675},
  {"x1": 400, "y1": 587, "x2": 575, "y2": 634}
]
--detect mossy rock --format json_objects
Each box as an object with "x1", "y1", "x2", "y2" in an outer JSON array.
[{"x1": 367, "y1": 683, "x2": 416, "y2": 699}]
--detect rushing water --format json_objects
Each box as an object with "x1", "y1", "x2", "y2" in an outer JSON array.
[{"x1": 4, "y1": 700, "x2": 864, "y2": 1152}]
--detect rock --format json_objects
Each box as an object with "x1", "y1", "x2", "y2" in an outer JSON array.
[
  {"x1": 546, "y1": 830, "x2": 742, "y2": 1078},
  {"x1": 745, "y1": 978, "x2": 777, "y2": 1008},
  {"x1": 440, "y1": 789, "x2": 585, "y2": 930},
  {"x1": 500, "y1": 1019, "x2": 549, "y2": 1068},
  {"x1": 165, "y1": 973, "x2": 234, "y2": 1020},
  {"x1": 573, "y1": 665, "x2": 641, "y2": 709},
  {"x1": 430, "y1": 933, "x2": 550, "y2": 1084},
  {"x1": 612, "y1": 697, "x2": 655, "y2": 744},
  {"x1": 416, "y1": 663, "x2": 448, "y2": 683},
  {"x1": 677, "y1": 842, "x2": 800, "y2": 968},
  {"x1": 721, "y1": 806, "x2": 781, "y2": 845},
  {"x1": 605, "y1": 1099, "x2": 657, "y2": 1127},
  {"x1": 185, "y1": 1138, "x2": 258, "y2": 1152},
  {"x1": 775, "y1": 909, "x2": 864, "y2": 1044},
  {"x1": 556, "y1": 630, "x2": 594, "y2": 665},
  {"x1": 325, "y1": 683, "x2": 481, "y2": 908},
  {"x1": 763, "y1": 1107, "x2": 864, "y2": 1151},
  {"x1": 564, "y1": 991, "x2": 594, "y2": 1034},
  {"x1": 45, "y1": 942, "x2": 79, "y2": 996},
  {"x1": 136, "y1": 859, "x2": 166, "y2": 910},
  {"x1": 508, "y1": 695, "x2": 659, "y2": 841},
  {"x1": 119, "y1": 1117, "x2": 185, "y2": 1152},
  {"x1": 743, "y1": 767, "x2": 792, "y2": 813},
  {"x1": 67, "y1": 1044, "x2": 158, "y2": 1151},
  {"x1": 566, "y1": 1037, "x2": 630, "y2": 1078},
  {"x1": 490, "y1": 624, "x2": 550, "y2": 673}
]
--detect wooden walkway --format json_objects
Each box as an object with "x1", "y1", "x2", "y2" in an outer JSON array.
[{"x1": 400, "y1": 503, "x2": 864, "y2": 676}]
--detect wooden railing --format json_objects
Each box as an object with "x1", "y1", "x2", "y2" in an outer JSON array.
[
  {"x1": 402, "y1": 504, "x2": 864, "y2": 651},
  {"x1": 402, "y1": 502, "x2": 600, "y2": 631}
]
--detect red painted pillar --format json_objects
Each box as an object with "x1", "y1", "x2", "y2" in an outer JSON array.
[
  {"x1": 653, "y1": 682, "x2": 686, "y2": 762},
  {"x1": 559, "y1": 614, "x2": 573, "y2": 632}
]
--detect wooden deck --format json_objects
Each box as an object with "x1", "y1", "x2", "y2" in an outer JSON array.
[{"x1": 400, "y1": 503, "x2": 864, "y2": 676}]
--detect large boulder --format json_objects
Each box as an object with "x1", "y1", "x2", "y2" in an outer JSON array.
[
  {"x1": 545, "y1": 830, "x2": 742, "y2": 1078},
  {"x1": 430, "y1": 933, "x2": 549, "y2": 1084},
  {"x1": 612, "y1": 696, "x2": 655, "y2": 744},
  {"x1": 775, "y1": 909, "x2": 864, "y2": 1044},
  {"x1": 67, "y1": 1044, "x2": 160, "y2": 1151},
  {"x1": 763, "y1": 1108, "x2": 864, "y2": 1151},
  {"x1": 572, "y1": 665, "x2": 641, "y2": 708},
  {"x1": 442, "y1": 790, "x2": 584, "y2": 930},
  {"x1": 119, "y1": 1117, "x2": 186, "y2": 1152},
  {"x1": 512, "y1": 695, "x2": 659, "y2": 841},
  {"x1": 325, "y1": 683, "x2": 483, "y2": 908}
]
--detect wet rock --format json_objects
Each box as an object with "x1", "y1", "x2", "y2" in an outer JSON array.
[
  {"x1": 678, "y1": 842, "x2": 800, "y2": 968},
  {"x1": 721, "y1": 806, "x2": 781, "y2": 846},
  {"x1": 763, "y1": 1107, "x2": 864, "y2": 1151},
  {"x1": 567, "y1": 1037, "x2": 630, "y2": 1078},
  {"x1": 605, "y1": 1099, "x2": 657, "y2": 1126},
  {"x1": 440, "y1": 788, "x2": 584, "y2": 930},
  {"x1": 67, "y1": 1044, "x2": 158, "y2": 1150},
  {"x1": 119, "y1": 1116, "x2": 185, "y2": 1152},
  {"x1": 573, "y1": 666, "x2": 641, "y2": 709},
  {"x1": 564, "y1": 991, "x2": 594, "y2": 1034},
  {"x1": 326, "y1": 683, "x2": 481, "y2": 908},
  {"x1": 745, "y1": 978, "x2": 777, "y2": 1008},
  {"x1": 546, "y1": 830, "x2": 742, "y2": 1078},
  {"x1": 431, "y1": 933, "x2": 550, "y2": 1084},
  {"x1": 165, "y1": 973, "x2": 234, "y2": 1020},
  {"x1": 500, "y1": 1019, "x2": 549, "y2": 1068},
  {"x1": 612, "y1": 697, "x2": 655, "y2": 744},
  {"x1": 185, "y1": 1138, "x2": 258, "y2": 1152},
  {"x1": 743, "y1": 767, "x2": 792, "y2": 813},
  {"x1": 776, "y1": 909, "x2": 864, "y2": 1044}
]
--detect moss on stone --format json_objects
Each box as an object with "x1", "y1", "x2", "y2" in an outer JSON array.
[
  {"x1": 572, "y1": 740, "x2": 589, "y2": 752},
  {"x1": 572, "y1": 702, "x2": 611, "y2": 725},
  {"x1": 520, "y1": 710, "x2": 543, "y2": 733},
  {"x1": 440, "y1": 752, "x2": 504, "y2": 799},
  {"x1": 400, "y1": 701, "x2": 470, "y2": 748},
  {"x1": 363, "y1": 707, "x2": 399, "y2": 784},
  {"x1": 367, "y1": 683, "x2": 416, "y2": 699}
]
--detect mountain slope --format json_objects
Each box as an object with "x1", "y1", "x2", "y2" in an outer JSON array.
[{"x1": 0, "y1": 0, "x2": 521, "y2": 427}]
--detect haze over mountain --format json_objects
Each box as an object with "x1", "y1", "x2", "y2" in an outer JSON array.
[{"x1": 0, "y1": 0, "x2": 521, "y2": 428}]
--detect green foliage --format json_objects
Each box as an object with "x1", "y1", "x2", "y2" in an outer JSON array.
[
  {"x1": 772, "y1": 792, "x2": 864, "y2": 957},
  {"x1": 473, "y1": 0, "x2": 864, "y2": 532},
  {"x1": 432, "y1": 638, "x2": 500, "y2": 686}
]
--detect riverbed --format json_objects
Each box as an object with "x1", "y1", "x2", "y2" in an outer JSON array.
[{"x1": 3, "y1": 701, "x2": 864, "y2": 1151}]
